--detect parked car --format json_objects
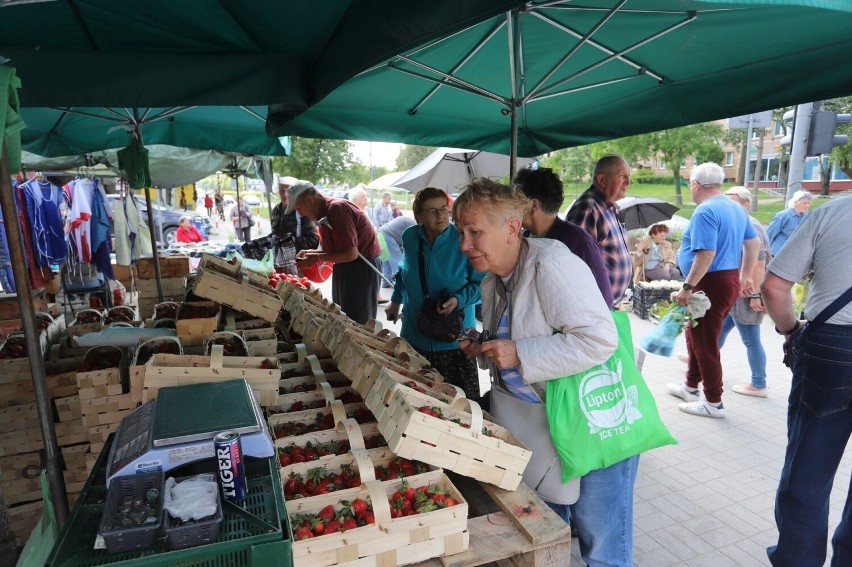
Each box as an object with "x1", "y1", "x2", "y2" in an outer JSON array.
[
  {"x1": 106, "y1": 195, "x2": 213, "y2": 246},
  {"x1": 242, "y1": 193, "x2": 262, "y2": 207}
]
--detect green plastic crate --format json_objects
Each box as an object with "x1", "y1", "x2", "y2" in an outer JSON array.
[{"x1": 46, "y1": 437, "x2": 291, "y2": 567}]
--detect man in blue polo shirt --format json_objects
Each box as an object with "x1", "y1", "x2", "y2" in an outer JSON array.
[{"x1": 667, "y1": 162, "x2": 760, "y2": 418}]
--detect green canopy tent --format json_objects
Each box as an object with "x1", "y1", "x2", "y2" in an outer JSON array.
[
  {"x1": 0, "y1": 1, "x2": 528, "y2": 531},
  {"x1": 275, "y1": 0, "x2": 852, "y2": 175}
]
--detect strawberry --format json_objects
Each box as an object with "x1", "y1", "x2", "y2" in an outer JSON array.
[
  {"x1": 361, "y1": 511, "x2": 375, "y2": 525},
  {"x1": 295, "y1": 526, "x2": 313, "y2": 540},
  {"x1": 278, "y1": 451, "x2": 292, "y2": 467},
  {"x1": 312, "y1": 521, "x2": 325, "y2": 536},
  {"x1": 444, "y1": 497, "x2": 458, "y2": 507},
  {"x1": 325, "y1": 519, "x2": 341, "y2": 533},
  {"x1": 351, "y1": 498, "x2": 370, "y2": 518},
  {"x1": 342, "y1": 518, "x2": 358, "y2": 531},
  {"x1": 318, "y1": 505, "x2": 336, "y2": 522}
]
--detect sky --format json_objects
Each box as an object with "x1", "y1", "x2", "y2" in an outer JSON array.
[{"x1": 348, "y1": 140, "x2": 404, "y2": 171}]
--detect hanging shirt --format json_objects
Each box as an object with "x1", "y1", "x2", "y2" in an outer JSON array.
[{"x1": 20, "y1": 178, "x2": 68, "y2": 266}]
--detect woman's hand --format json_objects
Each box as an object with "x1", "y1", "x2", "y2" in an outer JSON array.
[
  {"x1": 749, "y1": 297, "x2": 765, "y2": 312},
  {"x1": 637, "y1": 238, "x2": 651, "y2": 251},
  {"x1": 480, "y1": 339, "x2": 520, "y2": 369},
  {"x1": 436, "y1": 295, "x2": 458, "y2": 315},
  {"x1": 385, "y1": 302, "x2": 401, "y2": 322},
  {"x1": 296, "y1": 250, "x2": 320, "y2": 268}
]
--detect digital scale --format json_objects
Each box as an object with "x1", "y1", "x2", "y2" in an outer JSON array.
[{"x1": 106, "y1": 379, "x2": 275, "y2": 486}]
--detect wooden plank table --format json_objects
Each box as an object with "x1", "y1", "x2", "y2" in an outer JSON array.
[{"x1": 420, "y1": 473, "x2": 572, "y2": 567}]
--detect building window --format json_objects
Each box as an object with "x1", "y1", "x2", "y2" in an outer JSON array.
[
  {"x1": 724, "y1": 152, "x2": 734, "y2": 166},
  {"x1": 774, "y1": 120, "x2": 785, "y2": 137}
]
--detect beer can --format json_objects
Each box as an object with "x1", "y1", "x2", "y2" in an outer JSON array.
[{"x1": 214, "y1": 431, "x2": 247, "y2": 502}]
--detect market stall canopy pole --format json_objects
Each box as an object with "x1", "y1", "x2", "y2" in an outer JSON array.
[
  {"x1": 276, "y1": 0, "x2": 852, "y2": 158},
  {"x1": 0, "y1": 146, "x2": 70, "y2": 528}
]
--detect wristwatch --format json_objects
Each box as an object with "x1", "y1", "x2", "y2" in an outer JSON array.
[
  {"x1": 682, "y1": 282, "x2": 694, "y2": 291},
  {"x1": 775, "y1": 320, "x2": 802, "y2": 336}
]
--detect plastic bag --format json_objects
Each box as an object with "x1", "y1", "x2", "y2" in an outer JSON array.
[
  {"x1": 109, "y1": 279, "x2": 127, "y2": 306},
  {"x1": 226, "y1": 249, "x2": 274, "y2": 276},
  {"x1": 164, "y1": 473, "x2": 219, "y2": 522},
  {"x1": 639, "y1": 306, "x2": 687, "y2": 357}
]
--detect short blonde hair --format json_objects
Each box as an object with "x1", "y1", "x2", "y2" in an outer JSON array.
[{"x1": 452, "y1": 178, "x2": 531, "y2": 225}]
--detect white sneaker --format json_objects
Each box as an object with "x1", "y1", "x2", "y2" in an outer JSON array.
[
  {"x1": 666, "y1": 381, "x2": 700, "y2": 402},
  {"x1": 676, "y1": 352, "x2": 689, "y2": 364},
  {"x1": 679, "y1": 400, "x2": 725, "y2": 418}
]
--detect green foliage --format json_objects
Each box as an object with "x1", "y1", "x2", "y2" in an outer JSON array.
[
  {"x1": 824, "y1": 96, "x2": 852, "y2": 178},
  {"x1": 396, "y1": 145, "x2": 436, "y2": 171},
  {"x1": 542, "y1": 146, "x2": 594, "y2": 183},
  {"x1": 272, "y1": 137, "x2": 353, "y2": 184},
  {"x1": 631, "y1": 169, "x2": 676, "y2": 185}
]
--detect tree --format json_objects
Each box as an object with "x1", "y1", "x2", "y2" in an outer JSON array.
[
  {"x1": 824, "y1": 96, "x2": 852, "y2": 179},
  {"x1": 272, "y1": 137, "x2": 353, "y2": 184},
  {"x1": 396, "y1": 145, "x2": 436, "y2": 171},
  {"x1": 542, "y1": 146, "x2": 594, "y2": 183},
  {"x1": 648, "y1": 123, "x2": 725, "y2": 205}
]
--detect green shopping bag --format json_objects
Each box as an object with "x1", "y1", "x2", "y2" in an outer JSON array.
[{"x1": 546, "y1": 311, "x2": 677, "y2": 481}]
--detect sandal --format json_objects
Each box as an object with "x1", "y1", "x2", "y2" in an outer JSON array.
[{"x1": 732, "y1": 384, "x2": 768, "y2": 398}]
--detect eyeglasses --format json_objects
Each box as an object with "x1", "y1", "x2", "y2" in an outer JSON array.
[{"x1": 423, "y1": 206, "x2": 450, "y2": 217}]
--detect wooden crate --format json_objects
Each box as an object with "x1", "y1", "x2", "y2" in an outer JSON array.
[
  {"x1": 61, "y1": 443, "x2": 90, "y2": 471},
  {"x1": 279, "y1": 372, "x2": 352, "y2": 397},
  {"x1": 269, "y1": 402, "x2": 373, "y2": 442},
  {"x1": 54, "y1": 395, "x2": 81, "y2": 422},
  {"x1": 375, "y1": 377, "x2": 531, "y2": 491},
  {"x1": 287, "y1": 471, "x2": 468, "y2": 567},
  {"x1": 136, "y1": 255, "x2": 191, "y2": 279},
  {"x1": 141, "y1": 349, "x2": 279, "y2": 405},
  {"x1": 0, "y1": 450, "x2": 43, "y2": 506},
  {"x1": 176, "y1": 300, "x2": 221, "y2": 346},
  {"x1": 79, "y1": 393, "x2": 136, "y2": 427},
  {"x1": 0, "y1": 401, "x2": 41, "y2": 432},
  {"x1": 0, "y1": 370, "x2": 79, "y2": 409},
  {"x1": 272, "y1": 384, "x2": 358, "y2": 414},
  {"x1": 239, "y1": 327, "x2": 278, "y2": 356},
  {"x1": 76, "y1": 368, "x2": 123, "y2": 400},
  {"x1": 0, "y1": 427, "x2": 44, "y2": 457},
  {"x1": 364, "y1": 370, "x2": 463, "y2": 423},
  {"x1": 199, "y1": 252, "x2": 242, "y2": 278},
  {"x1": 136, "y1": 276, "x2": 187, "y2": 298},
  {"x1": 7, "y1": 499, "x2": 43, "y2": 548},
  {"x1": 193, "y1": 267, "x2": 284, "y2": 322},
  {"x1": 337, "y1": 340, "x2": 443, "y2": 399}
]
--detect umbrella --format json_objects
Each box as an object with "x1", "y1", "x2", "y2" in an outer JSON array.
[
  {"x1": 617, "y1": 197, "x2": 678, "y2": 230},
  {"x1": 0, "y1": 1, "x2": 525, "y2": 109},
  {"x1": 394, "y1": 148, "x2": 534, "y2": 193},
  {"x1": 19, "y1": 106, "x2": 290, "y2": 158},
  {"x1": 277, "y1": 0, "x2": 852, "y2": 169}
]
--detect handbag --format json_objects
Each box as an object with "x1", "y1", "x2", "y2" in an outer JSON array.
[
  {"x1": 546, "y1": 311, "x2": 677, "y2": 481},
  {"x1": 415, "y1": 237, "x2": 464, "y2": 342},
  {"x1": 489, "y1": 385, "x2": 581, "y2": 505}
]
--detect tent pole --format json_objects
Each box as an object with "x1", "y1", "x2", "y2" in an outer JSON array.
[
  {"x1": 508, "y1": 8, "x2": 522, "y2": 179},
  {"x1": 0, "y1": 146, "x2": 70, "y2": 528},
  {"x1": 134, "y1": 121, "x2": 164, "y2": 302}
]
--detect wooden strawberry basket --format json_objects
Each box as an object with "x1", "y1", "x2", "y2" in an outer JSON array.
[
  {"x1": 287, "y1": 470, "x2": 468, "y2": 567},
  {"x1": 375, "y1": 382, "x2": 531, "y2": 491},
  {"x1": 272, "y1": 382, "x2": 359, "y2": 414},
  {"x1": 318, "y1": 315, "x2": 389, "y2": 358},
  {"x1": 279, "y1": 372, "x2": 352, "y2": 397},
  {"x1": 364, "y1": 369, "x2": 463, "y2": 422},
  {"x1": 279, "y1": 282, "x2": 338, "y2": 313},
  {"x1": 268, "y1": 400, "x2": 372, "y2": 438},
  {"x1": 199, "y1": 252, "x2": 242, "y2": 278},
  {"x1": 336, "y1": 341, "x2": 444, "y2": 399},
  {"x1": 175, "y1": 300, "x2": 221, "y2": 346},
  {"x1": 193, "y1": 266, "x2": 284, "y2": 322},
  {"x1": 140, "y1": 345, "x2": 279, "y2": 405}
]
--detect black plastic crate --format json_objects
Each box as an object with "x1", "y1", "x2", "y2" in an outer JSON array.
[
  {"x1": 163, "y1": 476, "x2": 223, "y2": 551},
  {"x1": 99, "y1": 472, "x2": 164, "y2": 554},
  {"x1": 632, "y1": 284, "x2": 677, "y2": 320}
]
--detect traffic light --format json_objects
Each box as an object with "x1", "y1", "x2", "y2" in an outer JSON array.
[{"x1": 807, "y1": 110, "x2": 852, "y2": 155}]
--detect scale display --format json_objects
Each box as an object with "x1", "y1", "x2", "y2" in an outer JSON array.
[{"x1": 106, "y1": 379, "x2": 274, "y2": 485}]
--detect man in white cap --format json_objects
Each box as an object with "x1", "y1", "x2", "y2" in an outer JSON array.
[
  {"x1": 270, "y1": 176, "x2": 319, "y2": 253},
  {"x1": 287, "y1": 181, "x2": 382, "y2": 325}
]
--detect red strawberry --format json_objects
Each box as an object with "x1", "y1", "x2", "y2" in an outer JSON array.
[
  {"x1": 342, "y1": 518, "x2": 358, "y2": 531},
  {"x1": 295, "y1": 526, "x2": 313, "y2": 540},
  {"x1": 278, "y1": 452, "x2": 292, "y2": 467},
  {"x1": 444, "y1": 497, "x2": 458, "y2": 507},
  {"x1": 318, "y1": 505, "x2": 336, "y2": 522},
  {"x1": 362, "y1": 512, "x2": 375, "y2": 525},
  {"x1": 313, "y1": 522, "x2": 325, "y2": 536},
  {"x1": 351, "y1": 498, "x2": 369, "y2": 518},
  {"x1": 325, "y1": 519, "x2": 341, "y2": 533}
]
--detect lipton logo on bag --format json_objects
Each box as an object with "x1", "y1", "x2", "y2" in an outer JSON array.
[{"x1": 579, "y1": 359, "x2": 643, "y2": 438}]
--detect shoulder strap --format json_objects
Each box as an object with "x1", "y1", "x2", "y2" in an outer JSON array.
[
  {"x1": 418, "y1": 235, "x2": 430, "y2": 299},
  {"x1": 806, "y1": 283, "x2": 852, "y2": 333}
]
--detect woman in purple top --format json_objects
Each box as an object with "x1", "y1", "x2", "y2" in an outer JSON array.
[{"x1": 514, "y1": 167, "x2": 614, "y2": 308}]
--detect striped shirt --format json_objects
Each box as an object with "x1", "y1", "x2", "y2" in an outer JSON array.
[
  {"x1": 566, "y1": 186, "x2": 632, "y2": 305},
  {"x1": 495, "y1": 295, "x2": 541, "y2": 403}
]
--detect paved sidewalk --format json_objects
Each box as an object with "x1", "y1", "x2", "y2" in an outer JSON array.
[{"x1": 341, "y1": 285, "x2": 851, "y2": 566}]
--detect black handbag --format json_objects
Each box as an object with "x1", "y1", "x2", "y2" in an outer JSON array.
[{"x1": 415, "y1": 237, "x2": 464, "y2": 342}]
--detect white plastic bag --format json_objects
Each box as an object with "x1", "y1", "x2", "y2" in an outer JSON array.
[{"x1": 163, "y1": 474, "x2": 219, "y2": 522}]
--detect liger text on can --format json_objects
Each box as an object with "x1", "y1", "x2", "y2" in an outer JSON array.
[{"x1": 214, "y1": 431, "x2": 247, "y2": 502}]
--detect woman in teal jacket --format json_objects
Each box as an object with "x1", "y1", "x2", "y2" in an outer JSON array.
[{"x1": 385, "y1": 188, "x2": 486, "y2": 406}]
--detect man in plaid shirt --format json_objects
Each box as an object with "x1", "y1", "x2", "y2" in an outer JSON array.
[{"x1": 565, "y1": 155, "x2": 633, "y2": 306}]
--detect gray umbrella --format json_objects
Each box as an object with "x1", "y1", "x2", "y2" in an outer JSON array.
[{"x1": 617, "y1": 197, "x2": 678, "y2": 231}]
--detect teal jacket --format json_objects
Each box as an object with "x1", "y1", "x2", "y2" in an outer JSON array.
[{"x1": 391, "y1": 224, "x2": 484, "y2": 352}]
